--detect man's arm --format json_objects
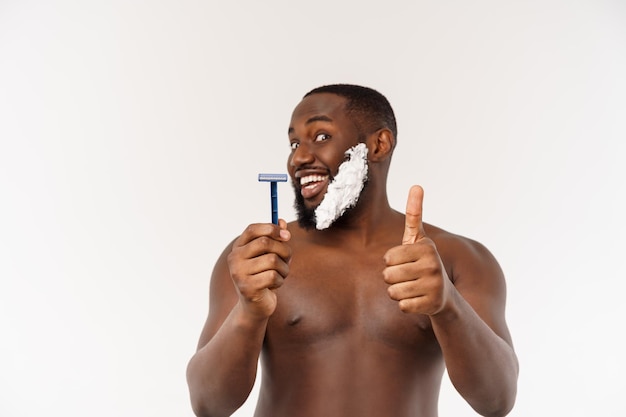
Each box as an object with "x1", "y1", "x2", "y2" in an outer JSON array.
[
  {"x1": 430, "y1": 236, "x2": 518, "y2": 416},
  {"x1": 186, "y1": 221, "x2": 291, "y2": 417},
  {"x1": 384, "y1": 186, "x2": 518, "y2": 417}
]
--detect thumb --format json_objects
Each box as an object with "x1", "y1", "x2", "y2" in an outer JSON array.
[
  {"x1": 402, "y1": 185, "x2": 426, "y2": 245},
  {"x1": 278, "y1": 218, "x2": 291, "y2": 241}
]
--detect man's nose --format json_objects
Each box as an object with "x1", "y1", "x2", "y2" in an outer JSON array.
[{"x1": 290, "y1": 143, "x2": 315, "y2": 167}]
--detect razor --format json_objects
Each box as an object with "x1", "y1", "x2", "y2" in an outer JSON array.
[{"x1": 258, "y1": 173, "x2": 288, "y2": 224}]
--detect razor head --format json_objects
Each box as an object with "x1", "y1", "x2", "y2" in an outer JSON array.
[{"x1": 258, "y1": 173, "x2": 288, "y2": 182}]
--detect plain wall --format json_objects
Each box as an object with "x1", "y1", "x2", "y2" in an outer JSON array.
[{"x1": 1, "y1": 1, "x2": 625, "y2": 416}]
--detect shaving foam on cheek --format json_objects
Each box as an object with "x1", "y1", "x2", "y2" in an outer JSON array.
[{"x1": 315, "y1": 143, "x2": 369, "y2": 230}]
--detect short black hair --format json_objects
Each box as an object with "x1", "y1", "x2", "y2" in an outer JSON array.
[{"x1": 304, "y1": 84, "x2": 397, "y2": 141}]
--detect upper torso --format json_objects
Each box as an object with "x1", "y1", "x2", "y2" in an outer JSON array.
[{"x1": 253, "y1": 216, "x2": 457, "y2": 417}]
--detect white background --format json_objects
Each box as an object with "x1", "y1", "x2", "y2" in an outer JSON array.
[{"x1": 1, "y1": 1, "x2": 625, "y2": 416}]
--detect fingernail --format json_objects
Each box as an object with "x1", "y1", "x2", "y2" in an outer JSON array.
[{"x1": 279, "y1": 229, "x2": 291, "y2": 240}]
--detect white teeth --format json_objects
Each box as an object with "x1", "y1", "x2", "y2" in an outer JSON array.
[{"x1": 300, "y1": 175, "x2": 328, "y2": 186}]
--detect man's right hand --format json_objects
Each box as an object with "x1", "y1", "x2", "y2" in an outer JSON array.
[{"x1": 227, "y1": 219, "x2": 292, "y2": 319}]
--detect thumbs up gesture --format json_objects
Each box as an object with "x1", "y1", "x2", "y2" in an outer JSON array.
[{"x1": 383, "y1": 186, "x2": 454, "y2": 316}]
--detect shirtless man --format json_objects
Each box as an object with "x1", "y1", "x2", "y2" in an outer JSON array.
[{"x1": 186, "y1": 84, "x2": 519, "y2": 417}]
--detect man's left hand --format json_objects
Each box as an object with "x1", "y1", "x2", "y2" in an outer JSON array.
[{"x1": 383, "y1": 185, "x2": 454, "y2": 316}]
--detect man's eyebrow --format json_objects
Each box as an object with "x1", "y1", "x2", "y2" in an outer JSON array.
[
  {"x1": 288, "y1": 115, "x2": 333, "y2": 134},
  {"x1": 305, "y1": 115, "x2": 333, "y2": 124}
]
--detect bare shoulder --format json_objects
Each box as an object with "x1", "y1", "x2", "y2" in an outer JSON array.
[
  {"x1": 425, "y1": 223, "x2": 512, "y2": 342},
  {"x1": 424, "y1": 223, "x2": 503, "y2": 283}
]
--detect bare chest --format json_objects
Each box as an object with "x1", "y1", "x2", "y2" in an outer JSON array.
[{"x1": 266, "y1": 246, "x2": 435, "y2": 351}]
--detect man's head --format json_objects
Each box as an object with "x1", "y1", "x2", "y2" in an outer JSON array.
[
  {"x1": 303, "y1": 84, "x2": 397, "y2": 143},
  {"x1": 288, "y1": 84, "x2": 397, "y2": 229}
]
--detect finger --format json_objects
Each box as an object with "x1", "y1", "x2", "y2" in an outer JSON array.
[
  {"x1": 278, "y1": 218, "x2": 291, "y2": 241},
  {"x1": 241, "y1": 236, "x2": 292, "y2": 263},
  {"x1": 238, "y1": 270, "x2": 285, "y2": 296},
  {"x1": 402, "y1": 185, "x2": 426, "y2": 245},
  {"x1": 397, "y1": 297, "x2": 426, "y2": 314},
  {"x1": 235, "y1": 223, "x2": 288, "y2": 248},
  {"x1": 251, "y1": 269, "x2": 286, "y2": 290},
  {"x1": 382, "y1": 262, "x2": 421, "y2": 284},
  {"x1": 387, "y1": 280, "x2": 424, "y2": 302},
  {"x1": 383, "y1": 244, "x2": 421, "y2": 267},
  {"x1": 247, "y1": 252, "x2": 290, "y2": 278}
]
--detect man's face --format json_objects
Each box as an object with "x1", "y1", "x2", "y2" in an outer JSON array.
[{"x1": 287, "y1": 93, "x2": 365, "y2": 228}]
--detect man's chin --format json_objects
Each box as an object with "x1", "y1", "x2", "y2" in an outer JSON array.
[
  {"x1": 293, "y1": 183, "x2": 321, "y2": 230},
  {"x1": 297, "y1": 217, "x2": 317, "y2": 230},
  {"x1": 292, "y1": 179, "x2": 367, "y2": 231},
  {"x1": 296, "y1": 205, "x2": 318, "y2": 230},
  {"x1": 293, "y1": 191, "x2": 316, "y2": 230},
  {"x1": 294, "y1": 200, "x2": 358, "y2": 231}
]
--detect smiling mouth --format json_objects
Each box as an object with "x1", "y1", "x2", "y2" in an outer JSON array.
[{"x1": 299, "y1": 174, "x2": 330, "y2": 199}]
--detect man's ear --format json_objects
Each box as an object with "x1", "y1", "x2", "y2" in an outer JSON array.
[{"x1": 367, "y1": 129, "x2": 395, "y2": 162}]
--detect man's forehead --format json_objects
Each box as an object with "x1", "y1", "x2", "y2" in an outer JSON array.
[{"x1": 290, "y1": 93, "x2": 348, "y2": 123}]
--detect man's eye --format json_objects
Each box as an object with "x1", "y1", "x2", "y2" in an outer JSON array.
[
  {"x1": 290, "y1": 142, "x2": 299, "y2": 150},
  {"x1": 315, "y1": 133, "x2": 330, "y2": 142}
]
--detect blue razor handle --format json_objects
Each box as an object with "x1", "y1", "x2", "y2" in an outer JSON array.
[{"x1": 258, "y1": 174, "x2": 288, "y2": 224}]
